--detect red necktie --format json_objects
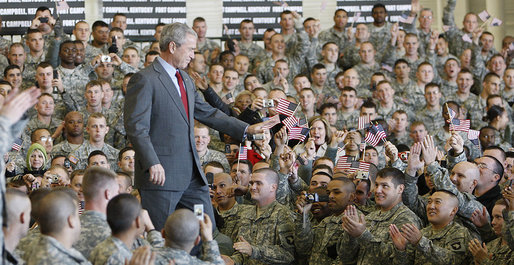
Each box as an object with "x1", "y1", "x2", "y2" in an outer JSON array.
[{"x1": 175, "y1": 70, "x2": 189, "y2": 118}]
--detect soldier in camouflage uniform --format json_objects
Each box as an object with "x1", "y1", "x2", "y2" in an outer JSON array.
[
  {"x1": 416, "y1": 83, "x2": 446, "y2": 135},
  {"x1": 338, "y1": 168, "x2": 422, "y2": 265},
  {"x1": 238, "y1": 20, "x2": 265, "y2": 71},
  {"x1": 89, "y1": 194, "x2": 142, "y2": 265},
  {"x1": 192, "y1": 17, "x2": 220, "y2": 66},
  {"x1": 352, "y1": 42, "x2": 382, "y2": 88},
  {"x1": 375, "y1": 80, "x2": 414, "y2": 122},
  {"x1": 73, "y1": 167, "x2": 119, "y2": 258},
  {"x1": 51, "y1": 111, "x2": 85, "y2": 159},
  {"x1": 213, "y1": 173, "x2": 249, "y2": 242},
  {"x1": 391, "y1": 190, "x2": 473, "y2": 265},
  {"x1": 295, "y1": 177, "x2": 356, "y2": 265},
  {"x1": 443, "y1": 0, "x2": 476, "y2": 57},
  {"x1": 319, "y1": 9, "x2": 350, "y2": 52},
  {"x1": 26, "y1": 190, "x2": 91, "y2": 265},
  {"x1": 255, "y1": 30, "x2": 311, "y2": 84},
  {"x1": 228, "y1": 168, "x2": 295, "y2": 265},
  {"x1": 469, "y1": 200, "x2": 514, "y2": 265},
  {"x1": 154, "y1": 209, "x2": 225, "y2": 265}
]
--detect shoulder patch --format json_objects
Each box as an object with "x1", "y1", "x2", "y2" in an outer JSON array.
[{"x1": 451, "y1": 241, "x2": 462, "y2": 251}]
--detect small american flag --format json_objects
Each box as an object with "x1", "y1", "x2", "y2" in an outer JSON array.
[
  {"x1": 448, "y1": 107, "x2": 457, "y2": 121},
  {"x1": 398, "y1": 13, "x2": 415, "y2": 24},
  {"x1": 289, "y1": 127, "x2": 310, "y2": 142},
  {"x1": 358, "y1": 116, "x2": 370, "y2": 130},
  {"x1": 449, "y1": 119, "x2": 470, "y2": 132},
  {"x1": 276, "y1": 98, "x2": 298, "y2": 117},
  {"x1": 11, "y1": 138, "x2": 22, "y2": 151},
  {"x1": 468, "y1": 129, "x2": 480, "y2": 146},
  {"x1": 364, "y1": 124, "x2": 387, "y2": 147},
  {"x1": 238, "y1": 146, "x2": 248, "y2": 160},
  {"x1": 262, "y1": 115, "x2": 281, "y2": 130},
  {"x1": 298, "y1": 117, "x2": 308, "y2": 127},
  {"x1": 337, "y1": 156, "x2": 370, "y2": 173},
  {"x1": 283, "y1": 116, "x2": 299, "y2": 130}
]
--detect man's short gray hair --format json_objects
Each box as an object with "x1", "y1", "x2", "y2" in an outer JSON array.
[{"x1": 160, "y1": 23, "x2": 197, "y2": 52}]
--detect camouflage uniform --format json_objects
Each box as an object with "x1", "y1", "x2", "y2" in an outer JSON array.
[
  {"x1": 389, "y1": 132, "x2": 413, "y2": 147},
  {"x1": 326, "y1": 65, "x2": 342, "y2": 90},
  {"x1": 239, "y1": 42, "x2": 264, "y2": 71},
  {"x1": 197, "y1": 39, "x2": 220, "y2": 66},
  {"x1": 376, "y1": 100, "x2": 413, "y2": 122},
  {"x1": 218, "y1": 202, "x2": 247, "y2": 242},
  {"x1": 154, "y1": 240, "x2": 224, "y2": 265},
  {"x1": 21, "y1": 115, "x2": 62, "y2": 146},
  {"x1": 463, "y1": 96, "x2": 487, "y2": 130},
  {"x1": 73, "y1": 210, "x2": 111, "y2": 258},
  {"x1": 479, "y1": 237, "x2": 514, "y2": 265},
  {"x1": 440, "y1": 79, "x2": 458, "y2": 98},
  {"x1": 368, "y1": 22, "x2": 394, "y2": 59},
  {"x1": 395, "y1": 221, "x2": 473, "y2": 265},
  {"x1": 230, "y1": 200, "x2": 295, "y2": 265},
  {"x1": 89, "y1": 236, "x2": 132, "y2": 265},
  {"x1": 199, "y1": 149, "x2": 230, "y2": 172},
  {"x1": 0, "y1": 37, "x2": 11, "y2": 55},
  {"x1": 416, "y1": 107, "x2": 445, "y2": 135},
  {"x1": 355, "y1": 199, "x2": 377, "y2": 216},
  {"x1": 26, "y1": 235, "x2": 91, "y2": 265},
  {"x1": 352, "y1": 62, "x2": 381, "y2": 90},
  {"x1": 0, "y1": 54, "x2": 8, "y2": 71},
  {"x1": 337, "y1": 202, "x2": 422, "y2": 265},
  {"x1": 51, "y1": 140, "x2": 84, "y2": 158},
  {"x1": 23, "y1": 52, "x2": 46, "y2": 86},
  {"x1": 432, "y1": 128, "x2": 481, "y2": 160},
  {"x1": 427, "y1": 161, "x2": 486, "y2": 221},
  {"x1": 319, "y1": 27, "x2": 350, "y2": 53},
  {"x1": 392, "y1": 79, "x2": 416, "y2": 98},
  {"x1": 295, "y1": 212, "x2": 346, "y2": 265},
  {"x1": 443, "y1": 0, "x2": 473, "y2": 57},
  {"x1": 504, "y1": 210, "x2": 514, "y2": 250},
  {"x1": 58, "y1": 64, "x2": 94, "y2": 111},
  {"x1": 69, "y1": 140, "x2": 119, "y2": 170},
  {"x1": 255, "y1": 30, "x2": 311, "y2": 84},
  {"x1": 446, "y1": 93, "x2": 477, "y2": 116},
  {"x1": 15, "y1": 227, "x2": 41, "y2": 261},
  {"x1": 85, "y1": 44, "x2": 107, "y2": 63},
  {"x1": 339, "y1": 44, "x2": 361, "y2": 70},
  {"x1": 336, "y1": 110, "x2": 359, "y2": 130}
]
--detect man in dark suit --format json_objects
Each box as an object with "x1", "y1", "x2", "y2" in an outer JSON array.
[{"x1": 124, "y1": 23, "x2": 265, "y2": 230}]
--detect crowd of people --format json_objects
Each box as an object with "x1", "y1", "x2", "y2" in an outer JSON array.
[{"x1": 0, "y1": 0, "x2": 513, "y2": 264}]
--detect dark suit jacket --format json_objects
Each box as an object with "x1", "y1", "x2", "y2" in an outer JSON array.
[{"x1": 124, "y1": 59, "x2": 247, "y2": 191}]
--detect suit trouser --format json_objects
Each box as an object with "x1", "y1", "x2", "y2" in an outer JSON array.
[{"x1": 140, "y1": 175, "x2": 216, "y2": 232}]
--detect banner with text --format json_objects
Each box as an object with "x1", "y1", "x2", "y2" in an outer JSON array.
[
  {"x1": 103, "y1": 0, "x2": 186, "y2": 42},
  {"x1": 222, "y1": 0, "x2": 303, "y2": 39},
  {"x1": 0, "y1": 0, "x2": 85, "y2": 36}
]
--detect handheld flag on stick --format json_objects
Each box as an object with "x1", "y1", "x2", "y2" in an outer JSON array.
[
  {"x1": 468, "y1": 129, "x2": 480, "y2": 147},
  {"x1": 289, "y1": 127, "x2": 310, "y2": 142},
  {"x1": 449, "y1": 119, "x2": 471, "y2": 132},
  {"x1": 238, "y1": 146, "x2": 248, "y2": 160},
  {"x1": 276, "y1": 98, "x2": 298, "y2": 117},
  {"x1": 364, "y1": 124, "x2": 387, "y2": 147},
  {"x1": 283, "y1": 115, "x2": 299, "y2": 130},
  {"x1": 11, "y1": 138, "x2": 22, "y2": 152}
]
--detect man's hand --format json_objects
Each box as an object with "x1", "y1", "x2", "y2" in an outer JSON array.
[
  {"x1": 0, "y1": 87, "x2": 40, "y2": 123},
  {"x1": 421, "y1": 135, "x2": 437, "y2": 166},
  {"x1": 447, "y1": 132, "x2": 464, "y2": 154},
  {"x1": 384, "y1": 141, "x2": 398, "y2": 162},
  {"x1": 199, "y1": 214, "x2": 213, "y2": 241},
  {"x1": 469, "y1": 239, "x2": 491, "y2": 263},
  {"x1": 295, "y1": 191, "x2": 312, "y2": 213},
  {"x1": 342, "y1": 205, "x2": 366, "y2": 238},
  {"x1": 401, "y1": 223, "x2": 422, "y2": 245},
  {"x1": 470, "y1": 206, "x2": 489, "y2": 228},
  {"x1": 279, "y1": 148, "x2": 296, "y2": 175},
  {"x1": 330, "y1": 130, "x2": 348, "y2": 148},
  {"x1": 149, "y1": 164, "x2": 165, "y2": 186},
  {"x1": 52, "y1": 75, "x2": 64, "y2": 93},
  {"x1": 233, "y1": 236, "x2": 253, "y2": 256},
  {"x1": 125, "y1": 246, "x2": 156, "y2": 265},
  {"x1": 30, "y1": 16, "x2": 41, "y2": 29},
  {"x1": 502, "y1": 186, "x2": 514, "y2": 211},
  {"x1": 247, "y1": 119, "x2": 276, "y2": 135},
  {"x1": 110, "y1": 53, "x2": 123, "y2": 66},
  {"x1": 191, "y1": 72, "x2": 208, "y2": 91},
  {"x1": 429, "y1": 30, "x2": 439, "y2": 51},
  {"x1": 406, "y1": 142, "x2": 424, "y2": 176},
  {"x1": 221, "y1": 256, "x2": 234, "y2": 265},
  {"x1": 389, "y1": 224, "x2": 407, "y2": 251},
  {"x1": 303, "y1": 139, "x2": 316, "y2": 160}
]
